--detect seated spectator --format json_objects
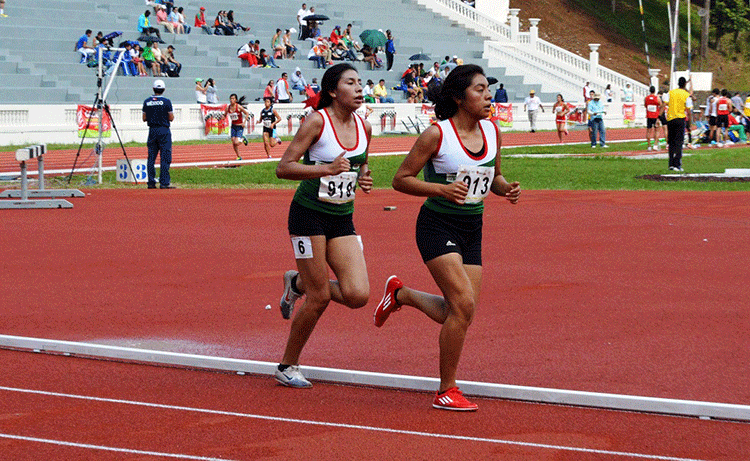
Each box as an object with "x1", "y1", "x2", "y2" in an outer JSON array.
[
  {"x1": 165, "y1": 45, "x2": 181, "y2": 76},
  {"x1": 310, "y1": 78, "x2": 320, "y2": 94},
  {"x1": 131, "y1": 44, "x2": 148, "y2": 76},
  {"x1": 195, "y1": 7, "x2": 212, "y2": 35},
  {"x1": 176, "y1": 7, "x2": 191, "y2": 34},
  {"x1": 373, "y1": 79, "x2": 394, "y2": 103},
  {"x1": 283, "y1": 29, "x2": 297, "y2": 59},
  {"x1": 150, "y1": 41, "x2": 168, "y2": 76},
  {"x1": 238, "y1": 40, "x2": 259, "y2": 67},
  {"x1": 361, "y1": 44, "x2": 382, "y2": 70},
  {"x1": 271, "y1": 28, "x2": 286, "y2": 59},
  {"x1": 403, "y1": 73, "x2": 423, "y2": 103},
  {"x1": 363, "y1": 79, "x2": 376, "y2": 103},
  {"x1": 155, "y1": 5, "x2": 175, "y2": 34},
  {"x1": 307, "y1": 39, "x2": 327, "y2": 69},
  {"x1": 289, "y1": 67, "x2": 307, "y2": 94},
  {"x1": 142, "y1": 41, "x2": 161, "y2": 77},
  {"x1": 227, "y1": 10, "x2": 250, "y2": 32},
  {"x1": 439, "y1": 65, "x2": 451, "y2": 79},
  {"x1": 117, "y1": 42, "x2": 136, "y2": 76},
  {"x1": 258, "y1": 49, "x2": 279, "y2": 68},
  {"x1": 728, "y1": 109, "x2": 749, "y2": 143},
  {"x1": 167, "y1": 8, "x2": 185, "y2": 34},
  {"x1": 342, "y1": 24, "x2": 361, "y2": 51},
  {"x1": 214, "y1": 10, "x2": 234, "y2": 35},
  {"x1": 76, "y1": 29, "x2": 95, "y2": 64},
  {"x1": 138, "y1": 10, "x2": 162, "y2": 40}
]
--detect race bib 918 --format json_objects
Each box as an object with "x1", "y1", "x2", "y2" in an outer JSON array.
[
  {"x1": 457, "y1": 165, "x2": 493, "y2": 204},
  {"x1": 318, "y1": 172, "x2": 358, "y2": 203}
]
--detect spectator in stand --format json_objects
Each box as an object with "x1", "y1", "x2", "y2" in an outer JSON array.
[
  {"x1": 523, "y1": 89, "x2": 544, "y2": 132},
  {"x1": 155, "y1": 5, "x2": 176, "y2": 34},
  {"x1": 227, "y1": 10, "x2": 250, "y2": 32},
  {"x1": 118, "y1": 43, "x2": 136, "y2": 76},
  {"x1": 343, "y1": 24, "x2": 360, "y2": 52},
  {"x1": 167, "y1": 7, "x2": 185, "y2": 33},
  {"x1": 0, "y1": 0, "x2": 7, "y2": 17},
  {"x1": 604, "y1": 83, "x2": 614, "y2": 104},
  {"x1": 582, "y1": 81, "x2": 592, "y2": 120},
  {"x1": 76, "y1": 29, "x2": 95, "y2": 63},
  {"x1": 308, "y1": 39, "x2": 327, "y2": 69},
  {"x1": 205, "y1": 78, "x2": 218, "y2": 104},
  {"x1": 330, "y1": 25, "x2": 356, "y2": 61},
  {"x1": 374, "y1": 79, "x2": 394, "y2": 103},
  {"x1": 404, "y1": 73, "x2": 423, "y2": 103},
  {"x1": 588, "y1": 92, "x2": 607, "y2": 148},
  {"x1": 310, "y1": 77, "x2": 320, "y2": 94},
  {"x1": 214, "y1": 10, "x2": 234, "y2": 35},
  {"x1": 309, "y1": 18, "x2": 321, "y2": 39},
  {"x1": 363, "y1": 79, "x2": 376, "y2": 103},
  {"x1": 289, "y1": 67, "x2": 308, "y2": 94},
  {"x1": 238, "y1": 40, "x2": 259, "y2": 67},
  {"x1": 165, "y1": 45, "x2": 181, "y2": 76},
  {"x1": 297, "y1": 3, "x2": 308, "y2": 39},
  {"x1": 272, "y1": 29, "x2": 286, "y2": 59},
  {"x1": 361, "y1": 44, "x2": 381, "y2": 70},
  {"x1": 494, "y1": 83, "x2": 508, "y2": 103},
  {"x1": 275, "y1": 73, "x2": 292, "y2": 103},
  {"x1": 259, "y1": 48, "x2": 279, "y2": 68},
  {"x1": 132, "y1": 44, "x2": 148, "y2": 76},
  {"x1": 644, "y1": 85, "x2": 661, "y2": 151},
  {"x1": 727, "y1": 108, "x2": 748, "y2": 143},
  {"x1": 195, "y1": 7, "x2": 212, "y2": 34},
  {"x1": 621, "y1": 83, "x2": 633, "y2": 102},
  {"x1": 263, "y1": 79, "x2": 275, "y2": 99},
  {"x1": 283, "y1": 29, "x2": 297, "y2": 59},
  {"x1": 151, "y1": 42, "x2": 169, "y2": 77},
  {"x1": 385, "y1": 30, "x2": 396, "y2": 71},
  {"x1": 439, "y1": 65, "x2": 451, "y2": 80},
  {"x1": 138, "y1": 10, "x2": 162, "y2": 40},
  {"x1": 142, "y1": 42, "x2": 161, "y2": 77},
  {"x1": 195, "y1": 78, "x2": 207, "y2": 103},
  {"x1": 176, "y1": 7, "x2": 191, "y2": 34}
]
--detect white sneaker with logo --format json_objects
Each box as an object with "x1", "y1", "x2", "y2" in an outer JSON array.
[
  {"x1": 275, "y1": 365, "x2": 312, "y2": 388},
  {"x1": 280, "y1": 270, "x2": 302, "y2": 320}
]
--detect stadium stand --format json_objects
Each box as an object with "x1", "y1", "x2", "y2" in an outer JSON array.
[{"x1": 0, "y1": 0, "x2": 553, "y2": 105}]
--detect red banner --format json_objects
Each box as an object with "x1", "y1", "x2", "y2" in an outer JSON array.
[
  {"x1": 623, "y1": 103, "x2": 636, "y2": 125},
  {"x1": 567, "y1": 103, "x2": 584, "y2": 124},
  {"x1": 76, "y1": 105, "x2": 112, "y2": 138},
  {"x1": 201, "y1": 104, "x2": 229, "y2": 136},
  {"x1": 491, "y1": 103, "x2": 513, "y2": 127}
]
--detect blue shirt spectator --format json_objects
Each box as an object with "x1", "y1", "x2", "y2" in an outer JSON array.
[{"x1": 587, "y1": 98, "x2": 605, "y2": 120}]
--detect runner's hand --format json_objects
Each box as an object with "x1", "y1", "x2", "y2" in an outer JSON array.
[
  {"x1": 505, "y1": 181, "x2": 521, "y2": 204},
  {"x1": 357, "y1": 167, "x2": 373, "y2": 193},
  {"x1": 442, "y1": 180, "x2": 469, "y2": 205},
  {"x1": 328, "y1": 152, "x2": 350, "y2": 175}
]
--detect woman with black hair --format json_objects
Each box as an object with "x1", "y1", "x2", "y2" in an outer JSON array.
[
  {"x1": 373, "y1": 64, "x2": 521, "y2": 411},
  {"x1": 274, "y1": 63, "x2": 373, "y2": 388},
  {"x1": 224, "y1": 93, "x2": 249, "y2": 161}
]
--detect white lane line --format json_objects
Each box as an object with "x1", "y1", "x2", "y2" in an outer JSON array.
[
  {"x1": 0, "y1": 386, "x2": 705, "y2": 461},
  {"x1": 0, "y1": 433, "x2": 234, "y2": 460}
]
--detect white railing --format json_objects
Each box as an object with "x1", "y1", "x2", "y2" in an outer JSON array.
[{"x1": 415, "y1": 0, "x2": 512, "y2": 40}]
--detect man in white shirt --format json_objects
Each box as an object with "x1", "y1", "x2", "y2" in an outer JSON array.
[
  {"x1": 296, "y1": 3, "x2": 308, "y2": 39},
  {"x1": 275, "y1": 72, "x2": 292, "y2": 103},
  {"x1": 523, "y1": 89, "x2": 544, "y2": 132}
]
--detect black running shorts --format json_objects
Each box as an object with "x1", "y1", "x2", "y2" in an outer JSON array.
[
  {"x1": 647, "y1": 117, "x2": 658, "y2": 129},
  {"x1": 716, "y1": 114, "x2": 729, "y2": 129},
  {"x1": 287, "y1": 199, "x2": 356, "y2": 240},
  {"x1": 415, "y1": 205, "x2": 483, "y2": 265}
]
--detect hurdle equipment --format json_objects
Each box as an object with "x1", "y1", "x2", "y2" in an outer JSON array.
[{"x1": 0, "y1": 144, "x2": 84, "y2": 209}]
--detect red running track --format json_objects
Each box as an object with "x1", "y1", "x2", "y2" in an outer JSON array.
[{"x1": 1, "y1": 188, "x2": 749, "y2": 459}]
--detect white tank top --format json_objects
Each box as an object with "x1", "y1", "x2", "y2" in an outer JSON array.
[{"x1": 307, "y1": 108, "x2": 368, "y2": 162}]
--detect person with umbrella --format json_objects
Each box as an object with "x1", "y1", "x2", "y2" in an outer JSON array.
[{"x1": 385, "y1": 30, "x2": 396, "y2": 71}]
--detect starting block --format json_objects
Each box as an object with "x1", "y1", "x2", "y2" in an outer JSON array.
[{"x1": 0, "y1": 144, "x2": 84, "y2": 209}]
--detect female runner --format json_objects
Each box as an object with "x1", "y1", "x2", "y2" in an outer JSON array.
[
  {"x1": 259, "y1": 97, "x2": 282, "y2": 158},
  {"x1": 373, "y1": 64, "x2": 520, "y2": 411},
  {"x1": 224, "y1": 93, "x2": 249, "y2": 160},
  {"x1": 275, "y1": 63, "x2": 373, "y2": 388},
  {"x1": 552, "y1": 93, "x2": 570, "y2": 142}
]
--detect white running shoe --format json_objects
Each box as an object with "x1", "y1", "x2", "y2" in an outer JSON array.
[
  {"x1": 280, "y1": 270, "x2": 302, "y2": 320},
  {"x1": 647, "y1": 146, "x2": 653, "y2": 151},
  {"x1": 275, "y1": 365, "x2": 312, "y2": 388}
]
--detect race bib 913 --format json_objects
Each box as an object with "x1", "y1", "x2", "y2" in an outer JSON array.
[{"x1": 457, "y1": 165, "x2": 493, "y2": 204}]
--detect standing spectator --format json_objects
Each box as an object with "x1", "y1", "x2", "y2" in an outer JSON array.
[
  {"x1": 373, "y1": 79, "x2": 394, "y2": 103},
  {"x1": 743, "y1": 92, "x2": 750, "y2": 120},
  {"x1": 195, "y1": 7, "x2": 212, "y2": 34},
  {"x1": 0, "y1": 0, "x2": 7, "y2": 17},
  {"x1": 165, "y1": 45, "x2": 181, "y2": 76},
  {"x1": 644, "y1": 85, "x2": 661, "y2": 151},
  {"x1": 224, "y1": 94, "x2": 250, "y2": 161},
  {"x1": 76, "y1": 29, "x2": 95, "y2": 63},
  {"x1": 308, "y1": 40, "x2": 326, "y2": 69},
  {"x1": 731, "y1": 91, "x2": 744, "y2": 113},
  {"x1": 493, "y1": 83, "x2": 507, "y2": 103},
  {"x1": 138, "y1": 10, "x2": 162, "y2": 40},
  {"x1": 385, "y1": 30, "x2": 396, "y2": 71},
  {"x1": 439, "y1": 65, "x2": 451, "y2": 80},
  {"x1": 283, "y1": 29, "x2": 297, "y2": 59},
  {"x1": 706, "y1": 88, "x2": 719, "y2": 145},
  {"x1": 582, "y1": 81, "x2": 592, "y2": 120},
  {"x1": 588, "y1": 92, "x2": 607, "y2": 148},
  {"x1": 205, "y1": 78, "x2": 218, "y2": 104},
  {"x1": 142, "y1": 79, "x2": 175, "y2": 189},
  {"x1": 275, "y1": 73, "x2": 292, "y2": 103},
  {"x1": 296, "y1": 3, "x2": 308, "y2": 39},
  {"x1": 552, "y1": 94, "x2": 569, "y2": 142},
  {"x1": 604, "y1": 84, "x2": 614, "y2": 104},
  {"x1": 272, "y1": 29, "x2": 286, "y2": 59},
  {"x1": 621, "y1": 83, "x2": 633, "y2": 102},
  {"x1": 523, "y1": 89, "x2": 543, "y2": 133},
  {"x1": 289, "y1": 67, "x2": 308, "y2": 94},
  {"x1": 195, "y1": 78, "x2": 207, "y2": 103},
  {"x1": 662, "y1": 77, "x2": 693, "y2": 171}
]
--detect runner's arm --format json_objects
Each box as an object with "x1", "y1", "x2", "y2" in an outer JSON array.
[{"x1": 276, "y1": 111, "x2": 348, "y2": 180}]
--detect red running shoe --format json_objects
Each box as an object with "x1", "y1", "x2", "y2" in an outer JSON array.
[
  {"x1": 373, "y1": 275, "x2": 403, "y2": 327},
  {"x1": 432, "y1": 387, "x2": 478, "y2": 411}
]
